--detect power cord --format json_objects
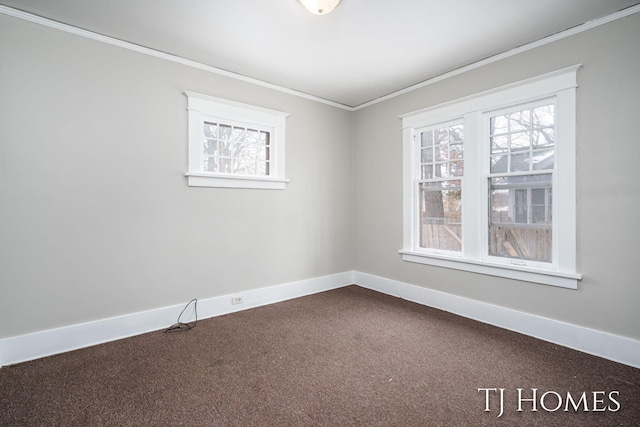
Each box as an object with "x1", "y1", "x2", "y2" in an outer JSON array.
[{"x1": 164, "y1": 298, "x2": 198, "y2": 333}]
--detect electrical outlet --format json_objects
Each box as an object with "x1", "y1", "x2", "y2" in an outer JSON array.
[{"x1": 231, "y1": 296, "x2": 244, "y2": 305}]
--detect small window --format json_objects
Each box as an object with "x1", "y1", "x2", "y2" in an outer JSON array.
[{"x1": 185, "y1": 91, "x2": 289, "y2": 189}]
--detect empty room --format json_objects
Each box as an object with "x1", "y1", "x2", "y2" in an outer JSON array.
[{"x1": 1, "y1": 1, "x2": 639, "y2": 425}]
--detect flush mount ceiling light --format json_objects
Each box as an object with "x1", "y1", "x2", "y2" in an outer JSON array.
[{"x1": 300, "y1": 0, "x2": 342, "y2": 15}]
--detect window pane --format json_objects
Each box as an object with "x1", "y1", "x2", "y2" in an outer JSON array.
[
  {"x1": 450, "y1": 124, "x2": 464, "y2": 142},
  {"x1": 491, "y1": 114, "x2": 509, "y2": 135},
  {"x1": 509, "y1": 110, "x2": 531, "y2": 132},
  {"x1": 450, "y1": 160, "x2": 464, "y2": 177},
  {"x1": 532, "y1": 128, "x2": 554, "y2": 149},
  {"x1": 231, "y1": 127, "x2": 245, "y2": 141},
  {"x1": 435, "y1": 128, "x2": 448, "y2": 145},
  {"x1": 491, "y1": 135, "x2": 508, "y2": 154},
  {"x1": 436, "y1": 145, "x2": 448, "y2": 162},
  {"x1": 510, "y1": 152, "x2": 529, "y2": 172},
  {"x1": 246, "y1": 129, "x2": 260, "y2": 143},
  {"x1": 204, "y1": 122, "x2": 217, "y2": 138},
  {"x1": 219, "y1": 125, "x2": 232, "y2": 140},
  {"x1": 489, "y1": 174, "x2": 552, "y2": 262},
  {"x1": 202, "y1": 121, "x2": 271, "y2": 177},
  {"x1": 532, "y1": 149, "x2": 554, "y2": 170},
  {"x1": 532, "y1": 104, "x2": 555, "y2": 127},
  {"x1": 419, "y1": 180, "x2": 462, "y2": 252},
  {"x1": 421, "y1": 147, "x2": 433, "y2": 163},
  {"x1": 491, "y1": 155, "x2": 507, "y2": 173},
  {"x1": 421, "y1": 130, "x2": 434, "y2": 148},
  {"x1": 510, "y1": 132, "x2": 530, "y2": 151}
]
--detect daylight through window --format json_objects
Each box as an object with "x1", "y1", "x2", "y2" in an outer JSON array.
[
  {"x1": 400, "y1": 66, "x2": 581, "y2": 288},
  {"x1": 185, "y1": 91, "x2": 289, "y2": 189}
]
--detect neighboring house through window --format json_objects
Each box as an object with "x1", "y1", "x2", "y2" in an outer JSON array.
[{"x1": 400, "y1": 66, "x2": 582, "y2": 288}]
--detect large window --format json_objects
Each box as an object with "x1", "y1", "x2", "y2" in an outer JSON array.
[
  {"x1": 400, "y1": 66, "x2": 581, "y2": 288},
  {"x1": 185, "y1": 91, "x2": 289, "y2": 189}
]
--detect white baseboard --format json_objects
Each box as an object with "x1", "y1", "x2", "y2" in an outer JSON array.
[
  {"x1": 2, "y1": 270, "x2": 638, "y2": 369},
  {"x1": 354, "y1": 271, "x2": 640, "y2": 369},
  {"x1": 0, "y1": 271, "x2": 354, "y2": 366}
]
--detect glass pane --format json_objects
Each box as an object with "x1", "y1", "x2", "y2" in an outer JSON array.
[
  {"x1": 531, "y1": 188, "x2": 545, "y2": 204},
  {"x1": 532, "y1": 128, "x2": 554, "y2": 149},
  {"x1": 421, "y1": 130, "x2": 434, "y2": 148},
  {"x1": 258, "y1": 146, "x2": 269, "y2": 162},
  {"x1": 205, "y1": 140, "x2": 217, "y2": 156},
  {"x1": 510, "y1": 132, "x2": 530, "y2": 151},
  {"x1": 421, "y1": 147, "x2": 433, "y2": 164},
  {"x1": 509, "y1": 110, "x2": 531, "y2": 132},
  {"x1": 204, "y1": 122, "x2": 217, "y2": 138},
  {"x1": 489, "y1": 174, "x2": 552, "y2": 262},
  {"x1": 450, "y1": 160, "x2": 464, "y2": 177},
  {"x1": 231, "y1": 127, "x2": 246, "y2": 142},
  {"x1": 449, "y1": 142, "x2": 463, "y2": 160},
  {"x1": 257, "y1": 161, "x2": 269, "y2": 175},
  {"x1": 449, "y1": 124, "x2": 464, "y2": 142},
  {"x1": 219, "y1": 158, "x2": 232, "y2": 173},
  {"x1": 246, "y1": 129, "x2": 260, "y2": 144},
  {"x1": 421, "y1": 165, "x2": 433, "y2": 180},
  {"x1": 510, "y1": 152, "x2": 529, "y2": 172},
  {"x1": 219, "y1": 125, "x2": 232, "y2": 140},
  {"x1": 532, "y1": 149, "x2": 554, "y2": 170},
  {"x1": 204, "y1": 156, "x2": 217, "y2": 172},
  {"x1": 491, "y1": 135, "x2": 508, "y2": 154},
  {"x1": 435, "y1": 162, "x2": 448, "y2": 178},
  {"x1": 418, "y1": 180, "x2": 462, "y2": 252},
  {"x1": 491, "y1": 155, "x2": 508, "y2": 173},
  {"x1": 491, "y1": 114, "x2": 509, "y2": 135},
  {"x1": 435, "y1": 128, "x2": 448, "y2": 145},
  {"x1": 532, "y1": 104, "x2": 555, "y2": 127},
  {"x1": 218, "y1": 140, "x2": 233, "y2": 157}
]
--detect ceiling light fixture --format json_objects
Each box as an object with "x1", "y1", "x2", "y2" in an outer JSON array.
[{"x1": 300, "y1": 0, "x2": 342, "y2": 15}]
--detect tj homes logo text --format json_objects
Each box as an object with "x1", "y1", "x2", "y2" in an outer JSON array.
[{"x1": 478, "y1": 388, "x2": 620, "y2": 418}]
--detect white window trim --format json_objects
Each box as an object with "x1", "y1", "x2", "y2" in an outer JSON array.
[
  {"x1": 399, "y1": 65, "x2": 582, "y2": 289},
  {"x1": 184, "y1": 91, "x2": 290, "y2": 189}
]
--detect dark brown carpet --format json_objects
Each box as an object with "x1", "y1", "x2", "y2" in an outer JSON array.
[{"x1": 1, "y1": 285, "x2": 638, "y2": 426}]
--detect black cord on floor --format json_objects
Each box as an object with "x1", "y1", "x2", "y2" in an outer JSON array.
[{"x1": 164, "y1": 298, "x2": 198, "y2": 333}]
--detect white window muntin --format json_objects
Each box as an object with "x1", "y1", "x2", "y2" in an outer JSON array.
[
  {"x1": 400, "y1": 65, "x2": 580, "y2": 288},
  {"x1": 185, "y1": 91, "x2": 289, "y2": 189}
]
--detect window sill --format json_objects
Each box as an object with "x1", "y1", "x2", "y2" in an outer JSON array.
[
  {"x1": 399, "y1": 250, "x2": 581, "y2": 289},
  {"x1": 185, "y1": 172, "x2": 289, "y2": 189}
]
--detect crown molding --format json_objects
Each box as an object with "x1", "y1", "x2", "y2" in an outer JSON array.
[
  {"x1": 0, "y1": 5, "x2": 354, "y2": 111},
  {"x1": 2, "y1": 4, "x2": 638, "y2": 111},
  {"x1": 353, "y1": 4, "x2": 640, "y2": 110}
]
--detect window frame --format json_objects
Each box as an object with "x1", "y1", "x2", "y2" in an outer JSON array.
[
  {"x1": 400, "y1": 66, "x2": 582, "y2": 289},
  {"x1": 185, "y1": 91, "x2": 290, "y2": 189}
]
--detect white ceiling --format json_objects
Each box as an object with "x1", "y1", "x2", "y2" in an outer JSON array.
[{"x1": 2, "y1": 0, "x2": 639, "y2": 108}]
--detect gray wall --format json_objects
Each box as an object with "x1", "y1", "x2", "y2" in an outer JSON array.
[
  {"x1": 0, "y1": 15, "x2": 354, "y2": 338},
  {"x1": 353, "y1": 12, "x2": 640, "y2": 341},
  {"x1": 2, "y1": 11, "x2": 639, "y2": 344}
]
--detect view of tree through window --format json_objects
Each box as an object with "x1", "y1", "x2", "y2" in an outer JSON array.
[
  {"x1": 418, "y1": 123, "x2": 464, "y2": 252},
  {"x1": 203, "y1": 122, "x2": 270, "y2": 176},
  {"x1": 488, "y1": 103, "x2": 554, "y2": 262}
]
